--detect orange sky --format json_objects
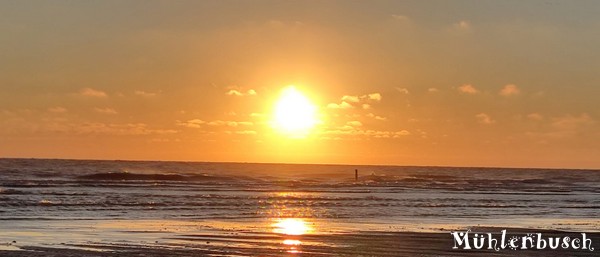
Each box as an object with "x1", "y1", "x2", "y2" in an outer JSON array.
[{"x1": 1, "y1": 1, "x2": 599, "y2": 168}]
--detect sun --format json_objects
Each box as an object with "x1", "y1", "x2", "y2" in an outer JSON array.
[{"x1": 272, "y1": 86, "x2": 318, "y2": 137}]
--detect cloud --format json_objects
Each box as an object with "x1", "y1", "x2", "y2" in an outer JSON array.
[
  {"x1": 327, "y1": 101, "x2": 353, "y2": 109},
  {"x1": 319, "y1": 129, "x2": 410, "y2": 139},
  {"x1": 453, "y1": 20, "x2": 471, "y2": 31},
  {"x1": 499, "y1": 84, "x2": 520, "y2": 96},
  {"x1": 552, "y1": 113, "x2": 594, "y2": 131},
  {"x1": 428, "y1": 88, "x2": 439, "y2": 93},
  {"x1": 176, "y1": 119, "x2": 253, "y2": 129},
  {"x1": 79, "y1": 88, "x2": 107, "y2": 97},
  {"x1": 207, "y1": 120, "x2": 253, "y2": 127},
  {"x1": 176, "y1": 119, "x2": 205, "y2": 128},
  {"x1": 395, "y1": 87, "x2": 409, "y2": 94},
  {"x1": 94, "y1": 107, "x2": 118, "y2": 115},
  {"x1": 367, "y1": 113, "x2": 387, "y2": 121},
  {"x1": 391, "y1": 14, "x2": 409, "y2": 22},
  {"x1": 329, "y1": 92, "x2": 381, "y2": 110},
  {"x1": 75, "y1": 123, "x2": 177, "y2": 135},
  {"x1": 476, "y1": 113, "x2": 496, "y2": 125},
  {"x1": 527, "y1": 113, "x2": 596, "y2": 140},
  {"x1": 135, "y1": 90, "x2": 158, "y2": 97},
  {"x1": 347, "y1": 121, "x2": 363, "y2": 127},
  {"x1": 226, "y1": 88, "x2": 257, "y2": 96},
  {"x1": 48, "y1": 107, "x2": 67, "y2": 113},
  {"x1": 527, "y1": 113, "x2": 543, "y2": 121},
  {"x1": 458, "y1": 84, "x2": 479, "y2": 94},
  {"x1": 341, "y1": 95, "x2": 360, "y2": 103},
  {"x1": 367, "y1": 93, "x2": 382, "y2": 101},
  {"x1": 234, "y1": 130, "x2": 257, "y2": 135}
]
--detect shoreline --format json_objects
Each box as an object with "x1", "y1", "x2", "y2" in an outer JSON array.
[{"x1": 2, "y1": 227, "x2": 599, "y2": 257}]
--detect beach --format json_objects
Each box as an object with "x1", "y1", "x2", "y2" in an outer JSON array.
[
  {"x1": 1, "y1": 159, "x2": 599, "y2": 256},
  {"x1": 2, "y1": 227, "x2": 599, "y2": 256}
]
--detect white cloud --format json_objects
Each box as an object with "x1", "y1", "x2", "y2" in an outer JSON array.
[
  {"x1": 79, "y1": 88, "x2": 107, "y2": 97},
  {"x1": 428, "y1": 88, "x2": 439, "y2": 93},
  {"x1": 499, "y1": 84, "x2": 520, "y2": 96},
  {"x1": 458, "y1": 84, "x2": 479, "y2": 94},
  {"x1": 94, "y1": 107, "x2": 118, "y2": 115},
  {"x1": 476, "y1": 113, "x2": 496, "y2": 125},
  {"x1": 362, "y1": 104, "x2": 371, "y2": 109}
]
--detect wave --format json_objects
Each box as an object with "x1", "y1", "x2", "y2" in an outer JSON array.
[{"x1": 77, "y1": 172, "x2": 250, "y2": 182}]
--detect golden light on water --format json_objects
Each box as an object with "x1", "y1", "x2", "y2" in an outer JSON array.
[
  {"x1": 272, "y1": 218, "x2": 312, "y2": 235},
  {"x1": 283, "y1": 239, "x2": 302, "y2": 245},
  {"x1": 272, "y1": 86, "x2": 318, "y2": 138}
]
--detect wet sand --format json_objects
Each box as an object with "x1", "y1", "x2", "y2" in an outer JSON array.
[{"x1": 2, "y1": 228, "x2": 599, "y2": 256}]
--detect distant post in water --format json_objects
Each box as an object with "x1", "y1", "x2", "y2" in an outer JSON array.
[{"x1": 355, "y1": 169, "x2": 358, "y2": 181}]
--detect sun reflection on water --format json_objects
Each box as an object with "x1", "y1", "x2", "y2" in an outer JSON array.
[
  {"x1": 273, "y1": 218, "x2": 312, "y2": 235},
  {"x1": 272, "y1": 218, "x2": 313, "y2": 254}
]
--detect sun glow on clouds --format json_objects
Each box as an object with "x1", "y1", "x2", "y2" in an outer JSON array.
[{"x1": 272, "y1": 86, "x2": 318, "y2": 138}]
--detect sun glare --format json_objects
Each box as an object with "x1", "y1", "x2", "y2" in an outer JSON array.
[
  {"x1": 272, "y1": 86, "x2": 318, "y2": 137},
  {"x1": 273, "y1": 218, "x2": 311, "y2": 235}
]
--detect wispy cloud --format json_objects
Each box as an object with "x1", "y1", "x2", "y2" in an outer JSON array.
[
  {"x1": 94, "y1": 107, "x2": 118, "y2": 115},
  {"x1": 341, "y1": 95, "x2": 360, "y2": 103},
  {"x1": 499, "y1": 84, "x2": 520, "y2": 96},
  {"x1": 476, "y1": 113, "x2": 496, "y2": 124},
  {"x1": 79, "y1": 88, "x2": 107, "y2": 97},
  {"x1": 346, "y1": 121, "x2": 363, "y2": 127},
  {"x1": 458, "y1": 84, "x2": 479, "y2": 94},
  {"x1": 135, "y1": 90, "x2": 158, "y2": 97},
  {"x1": 75, "y1": 123, "x2": 177, "y2": 135},
  {"x1": 452, "y1": 20, "x2": 471, "y2": 32},
  {"x1": 48, "y1": 107, "x2": 67, "y2": 113},
  {"x1": 395, "y1": 87, "x2": 409, "y2": 94},
  {"x1": 327, "y1": 102, "x2": 353, "y2": 109},
  {"x1": 552, "y1": 113, "x2": 594, "y2": 131},
  {"x1": 176, "y1": 119, "x2": 205, "y2": 128},
  {"x1": 226, "y1": 88, "x2": 257, "y2": 96},
  {"x1": 367, "y1": 93, "x2": 382, "y2": 101},
  {"x1": 367, "y1": 113, "x2": 387, "y2": 121},
  {"x1": 527, "y1": 113, "x2": 543, "y2": 121},
  {"x1": 391, "y1": 14, "x2": 409, "y2": 22}
]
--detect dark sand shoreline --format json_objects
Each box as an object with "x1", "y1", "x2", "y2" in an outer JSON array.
[{"x1": 2, "y1": 228, "x2": 598, "y2": 257}]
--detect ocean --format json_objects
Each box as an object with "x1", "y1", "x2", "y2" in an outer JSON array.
[{"x1": 1, "y1": 158, "x2": 599, "y2": 255}]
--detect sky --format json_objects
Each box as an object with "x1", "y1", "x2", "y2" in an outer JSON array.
[{"x1": 1, "y1": 0, "x2": 599, "y2": 168}]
